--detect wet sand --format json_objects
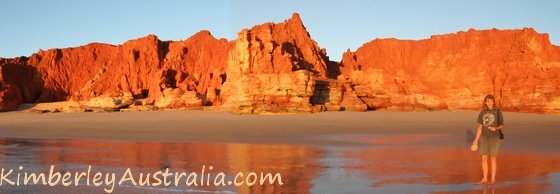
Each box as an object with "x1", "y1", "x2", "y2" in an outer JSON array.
[{"x1": 0, "y1": 110, "x2": 559, "y2": 193}]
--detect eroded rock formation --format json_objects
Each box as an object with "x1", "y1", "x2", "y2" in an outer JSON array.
[
  {"x1": 221, "y1": 13, "x2": 330, "y2": 114},
  {"x1": 341, "y1": 28, "x2": 560, "y2": 114},
  {"x1": 1, "y1": 31, "x2": 232, "y2": 112},
  {"x1": 1, "y1": 13, "x2": 559, "y2": 114}
]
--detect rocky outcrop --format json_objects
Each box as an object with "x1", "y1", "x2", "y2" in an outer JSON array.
[
  {"x1": 341, "y1": 28, "x2": 560, "y2": 114},
  {"x1": 160, "y1": 30, "x2": 232, "y2": 106},
  {"x1": 0, "y1": 57, "x2": 45, "y2": 111},
  {"x1": 310, "y1": 78, "x2": 368, "y2": 112},
  {"x1": 0, "y1": 31, "x2": 232, "y2": 112},
  {"x1": 2, "y1": 13, "x2": 559, "y2": 114},
  {"x1": 221, "y1": 13, "x2": 332, "y2": 114}
]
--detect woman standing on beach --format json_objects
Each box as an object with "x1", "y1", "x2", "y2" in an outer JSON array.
[{"x1": 471, "y1": 94, "x2": 504, "y2": 184}]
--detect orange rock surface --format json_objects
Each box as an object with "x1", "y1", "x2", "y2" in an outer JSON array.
[
  {"x1": 221, "y1": 13, "x2": 330, "y2": 113},
  {"x1": 1, "y1": 31, "x2": 231, "y2": 111},
  {"x1": 1, "y1": 13, "x2": 559, "y2": 114},
  {"x1": 341, "y1": 28, "x2": 560, "y2": 114}
]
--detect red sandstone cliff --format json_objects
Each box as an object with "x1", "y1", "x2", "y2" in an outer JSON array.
[
  {"x1": 221, "y1": 13, "x2": 330, "y2": 113},
  {"x1": 0, "y1": 31, "x2": 232, "y2": 111},
  {"x1": 1, "y1": 14, "x2": 559, "y2": 114},
  {"x1": 341, "y1": 28, "x2": 560, "y2": 114}
]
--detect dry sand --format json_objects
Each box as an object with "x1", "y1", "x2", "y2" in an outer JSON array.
[{"x1": 0, "y1": 109, "x2": 559, "y2": 151}]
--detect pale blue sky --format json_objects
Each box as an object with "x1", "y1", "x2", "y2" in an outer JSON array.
[{"x1": 1, "y1": 0, "x2": 559, "y2": 61}]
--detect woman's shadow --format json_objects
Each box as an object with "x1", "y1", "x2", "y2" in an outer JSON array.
[{"x1": 466, "y1": 129, "x2": 475, "y2": 147}]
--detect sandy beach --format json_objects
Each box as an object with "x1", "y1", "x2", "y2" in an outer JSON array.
[
  {"x1": 1, "y1": 110, "x2": 560, "y2": 150},
  {"x1": 0, "y1": 110, "x2": 559, "y2": 193}
]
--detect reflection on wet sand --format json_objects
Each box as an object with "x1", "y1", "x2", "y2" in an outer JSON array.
[
  {"x1": 1, "y1": 134, "x2": 560, "y2": 193},
  {"x1": 0, "y1": 138, "x2": 323, "y2": 193},
  {"x1": 342, "y1": 135, "x2": 560, "y2": 194}
]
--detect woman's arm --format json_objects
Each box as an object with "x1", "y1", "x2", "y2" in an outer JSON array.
[
  {"x1": 472, "y1": 124, "x2": 482, "y2": 145},
  {"x1": 490, "y1": 124, "x2": 504, "y2": 131}
]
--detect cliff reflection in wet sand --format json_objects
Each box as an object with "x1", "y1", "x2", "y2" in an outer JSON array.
[
  {"x1": 1, "y1": 134, "x2": 560, "y2": 193},
  {"x1": 340, "y1": 134, "x2": 560, "y2": 194},
  {"x1": 0, "y1": 138, "x2": 323, "y2": 193}
]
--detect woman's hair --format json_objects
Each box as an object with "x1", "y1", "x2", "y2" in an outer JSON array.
[{"x1": 482, "y1": 94, "x2": 496, "y2": 110}]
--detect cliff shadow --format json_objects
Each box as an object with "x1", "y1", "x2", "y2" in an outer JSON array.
[
  {"x1": 163, "y1": 69, "x2": 178, "y2": 89},
  {"x1": 1, "y1": 61, "x2": 65, "y2": 110},
  {"x1": 326, "y1": 60, "x2": 341, "y2": 79},
  {"x1": 310, "y1": 79, "x2": 330, "y2": 105},
  {"x1": 281, "y1": 42, "x2": 320, "y2": 75}
]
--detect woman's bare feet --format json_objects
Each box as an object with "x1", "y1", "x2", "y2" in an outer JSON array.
[
  {"x1": 476, "y1": 179, "x2": 488, "y2": 184},
  {"x1": 490, "y1": 179, "x2": 496, "y2": 184}
]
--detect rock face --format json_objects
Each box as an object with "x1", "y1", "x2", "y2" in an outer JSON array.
[
  {"x1": 310, "y1": 78, "x2": 368, "y2": 112},
  {"x1": 1, "y1": 14, "x2": 560, "y2": 114},
  {"x1": 0, "y1": 57, "x2": 45, "y2": 111},
  {"x1": 156, "y1": 31, "x2": 232, "y2": 108},
  {"x1": 0, "y1": 31, "x2": 232, "y2": 111},
  {"x1": 221, "y1": 13, "x2": 333, "y2": 114},
  {"x1": 341, "y1": 28, "x2": 560, "y2": 114}
]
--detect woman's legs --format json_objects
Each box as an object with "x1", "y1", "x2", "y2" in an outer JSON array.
[
  {"x1": 480, "y1": 155, "x2": 489, "y2": 183},
  {"x1": 491, "y1": 156, "x2": 497, "y2": 184},
  {"x1": 488, "y1": 137, "x2": 500, "y2": 184},
  {"x1": 478, "y1": 136, "x2": 500, "y2": 184}
]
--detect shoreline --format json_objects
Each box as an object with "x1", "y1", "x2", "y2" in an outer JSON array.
[{"x1": 13, "y1": 101, "x2": 560, "y2": 116}]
